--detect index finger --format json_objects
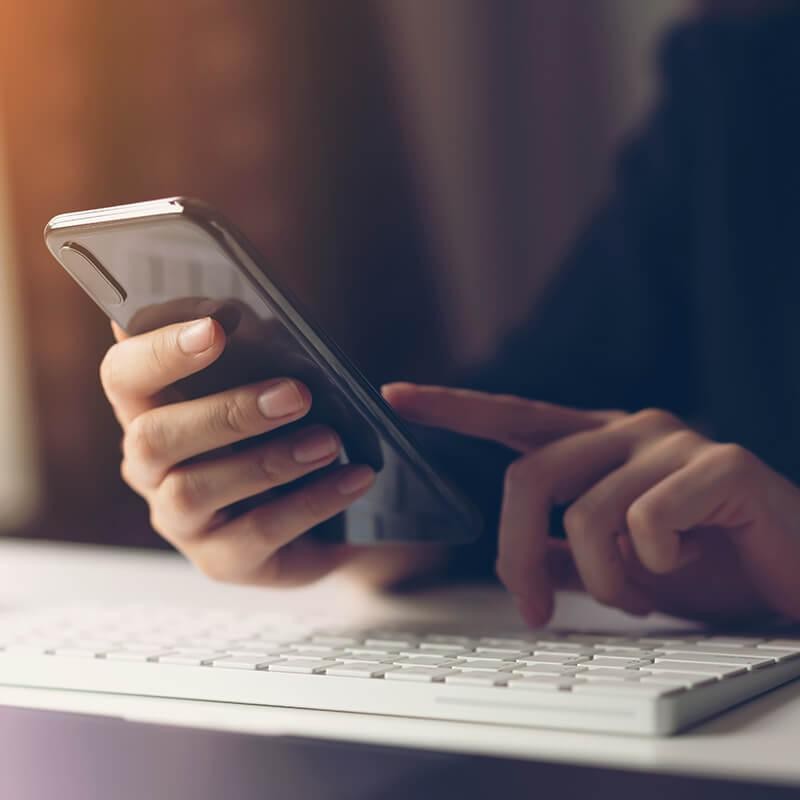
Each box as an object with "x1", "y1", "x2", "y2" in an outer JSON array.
[
  {"x1": 382, "y1": 383, "x2": 615, "y2": 451},
  {"x1": 100, "y1": 316, "x2": 225, "y2": 425}
]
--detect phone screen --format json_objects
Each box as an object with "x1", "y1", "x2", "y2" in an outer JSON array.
[{"x1": 46, "y1": 202, "x2": 481, "y2": 545}]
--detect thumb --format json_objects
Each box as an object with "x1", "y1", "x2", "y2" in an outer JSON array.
[{"x1": 382, "y1": 383, "x2": 613, "y2": 452}]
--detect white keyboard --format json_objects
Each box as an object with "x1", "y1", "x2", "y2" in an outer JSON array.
[{"x1": 1, "y1": 606, "x2": 799, "y2": 736}]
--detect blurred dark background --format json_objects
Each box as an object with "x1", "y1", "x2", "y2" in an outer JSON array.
[{"x1": 0, "y1": 0, "x2": 686, "y2": 547}]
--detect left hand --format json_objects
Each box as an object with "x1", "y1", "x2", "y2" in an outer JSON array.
[{"x1": 383, "y1": 383, "x2": 800, "y2": 626}]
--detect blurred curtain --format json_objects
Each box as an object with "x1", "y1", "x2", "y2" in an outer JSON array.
[{"x1": 380, "y1": 0, "x2": 686, "y2": 362}]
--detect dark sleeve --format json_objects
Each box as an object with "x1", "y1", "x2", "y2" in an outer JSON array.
[
  {"x1": 467, "y1": 32, "x2": 699, "y2": 413},
  {"x1": 438, "y1": 28, "x2": 702, "y2": 576}
]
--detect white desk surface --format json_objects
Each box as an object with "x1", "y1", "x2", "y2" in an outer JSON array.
[{"x1": 1, "y1": 538, "x2": 798, "y2": 787}]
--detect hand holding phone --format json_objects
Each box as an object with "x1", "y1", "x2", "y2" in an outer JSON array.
[
  {"x1": 46, "y1": 198, "x2": 480, "y2": 587},
  {"x1": 104, "y1": 312, "x2": 389, "y2": 585}
]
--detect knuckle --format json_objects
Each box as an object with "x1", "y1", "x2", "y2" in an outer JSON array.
[
  {"x1": 503, "y1": 456, "x2": 536, "y2": 494},
  {"x1": 160, "y1": 470, "x2": 203, "y2": 517},
  {"x1": 626, "y1": 498, "x2": 658, "y2": 535},
  {"x1": 119, "y1": 459, "x2": 140, "y2": 492},
  {"x1": 628, "y1": 408, "x2": 681, "y2": 432},
  {"x1": 294, "y1": 489, "x2": 328, "y2": 525},
  {"x1": 256, "y1": 452, "x2": 284, "y2": 487},
  {"x1": 626, "y1": 499, "x2": 681, "y2": 574},
  {"x1": 215, "y1": 393, "x2": 256, "y2": 437},
  {"x1": 659, "y1": 428, "x2": 702, "y2": 453},
  {"x1": 148, "y1": 505, "x2": 167, "y2": 538},
  {"x1": 562, "y1": 502, "x2": 593, "y2": 539},
  {"x1": 708, "y1": 443, "x2": 757, "y2": 476},
  {"x1": 149, "y1": 330, "x2": 172, "y2": 372},
  {"x1": 124, "y1": 414, "x2": 166, "y2": 469}
]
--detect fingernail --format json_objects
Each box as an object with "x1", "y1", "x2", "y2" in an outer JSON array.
[
  {"x1": 293, "y1": 430, "x2": 339, "y2": 464},
  {"x1": 337, "y1": 466, "x2": 374, "y2": 495},
  {"x1": 178, "y1": 318, "x2": 214, "y2": 354},
  {"x1": 257, "y1": 380, "x2": 305, "y2": 418}
]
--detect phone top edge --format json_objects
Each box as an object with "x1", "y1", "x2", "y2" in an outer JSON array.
[{"x1": 44, "y1": 197, "x2": 203, "y2": 236}]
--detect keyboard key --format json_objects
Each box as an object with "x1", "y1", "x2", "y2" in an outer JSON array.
[
  {"x1": 533, "y1": 647, "x2": 594, "y2": 658},
  {"x1": 445, "y1": 672, "x2": 509, "y2": 687},
  {"x1": 758, "y1": 640, "x2": 800, "y2": 652},
  {"x1": 325, "y1": 662, "x2": 398, "y2": 678},
  {"x1": 456, "y1": 653, "x2": 516, "y2": 664},
  {"x1": 227, "y1": 648, "x2": 281, "y2": 658},
  {"x1": 581, "y1": 668, "x2": 642, "y2": 681},
  {"x1": 533, "y1": 641, "x2": 590, "y2": 653},
  {"x1": 392, "y1": 656, "x2": 456, "y2": 667},
  {"x1": 419, "y1": 642, "x2": 469, "y2": 653},
  {"x1": 269, "y1": 660, "x2": 335, "y2": 675},
  {"x1": 336, "y1": 654, "x2": 394, "y2": 665},
  {"x1": 653, "y1": 644, "x2": 774, "y2": 658},
  {"x1": 509, "y1": 665, "x2": 583, "y2": 677},
  {"x1": 210, "y1": 655, "x2": 281, "y2": 670},
  {"x1": 507, "y1": 676, "x2": 582, "y2": 691},
  {"x1": 653, "y1": 652, "x2": 771, "y2": 669},
  {"x1": 596, "y1": 644, "x2": 655, "y2": 658},
  {"x1": 289, "y1": 646, "x2": 346, "y2": 659},
  {"x1": 105, "y1": 650, "x2": 172, "y2": 663},
  {"x1": 110, "y1": 642, "x2": 169, "y2": 654},
  {"x1": 478, "y1": 637, "x2": 536, "y2": 648},
  {"x1": 401, "y1": 646, "x2": 467, "y2": 658},
  {"x1": 648, "y1": 661, "x2": 746, "y2": 677},
  {"x1": 515, "y1": 654, "x2": 584, "y2": 666},
  {"x1": 741, "y1": 648, "x2": 798, "y2": 662},
  {"x1": 385, "y1": 667, "x2": 451, "y2": 683},
  {"x1": 451, "y1": 660, "x2": 512, "y2": 672},
  {"x1": 638, "y1": 672, "x2": 716, "y2": 688},
  {"x1": 289, "y1": 644, "x2": 344, "y2": 656},
  {"x1": 533, "y1": 639, "x2": 591, "y2": 653},
  {"x1": 474, "y1": 647, "x2": 531, "y2": 658},
  {"x1": 588, "y1": 657, "x2": 651, "y2": 669},
  {"x1": 636, "y1": 637, "x2": 702, "y2": 647},
  {"x1": 345, "y1": 647, "x2": 399, "y2": 658}
]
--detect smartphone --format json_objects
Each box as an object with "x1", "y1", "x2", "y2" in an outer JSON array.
[{"x1": 45, "y1": 197, "x2": 481, "y2": 544}]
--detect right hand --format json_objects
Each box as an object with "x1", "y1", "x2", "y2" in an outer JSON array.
[{"x1": 100, "y1": 316, "x2": 378, "y2": 587}]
